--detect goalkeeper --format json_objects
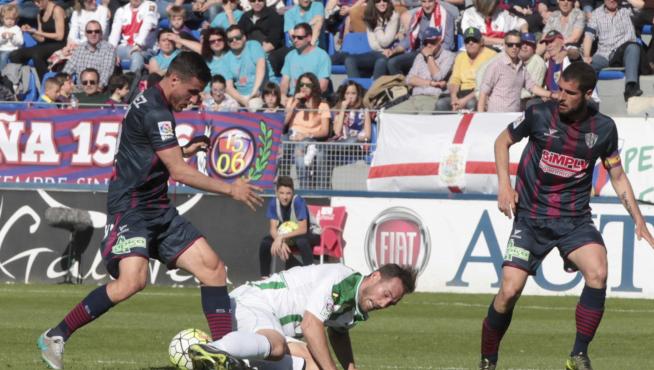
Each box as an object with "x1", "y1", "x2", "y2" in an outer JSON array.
[{"x1": 259, "y1": 176, "x2": 320, "y2": 278}]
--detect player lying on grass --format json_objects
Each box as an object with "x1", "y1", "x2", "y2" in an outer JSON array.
[{"x1": 188, "y1": 263, "x2": 417, "y2": 370}]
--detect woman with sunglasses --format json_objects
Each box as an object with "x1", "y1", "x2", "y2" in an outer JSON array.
[
  {"x1": 460, "y1": 0, "x2": 527, "y2": 50},
  {"x1": 198, "y1": 27, "x2": 229, "y2": 76},
  {"x1": 537, "y1": 0, "x2": 585, "y2": 55},
  {"x1": 342, "y1": 0, "x2": 400, "y2": 79},
  {"x1": 282, "y1": 72, "x2": 330, "y2": 188},
  {"x1": 10, "y1": 0, "x2": 68, "y2": 79}
]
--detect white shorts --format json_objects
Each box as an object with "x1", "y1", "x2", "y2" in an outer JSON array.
[{"x1": 231, "y1": 285, "x2": 299, "y2": 338}]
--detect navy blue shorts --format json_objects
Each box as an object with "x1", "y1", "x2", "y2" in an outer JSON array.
[
  {"x1": 502, "y1": 215, "x2": 605, "y2": 275},
  {"x1": 101, "y1": 207, "x2": 203, "y2": 279}
]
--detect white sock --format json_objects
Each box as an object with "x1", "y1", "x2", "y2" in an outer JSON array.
[{"x1": 210, "y1": 331, "x2": 271, "y2": 360}]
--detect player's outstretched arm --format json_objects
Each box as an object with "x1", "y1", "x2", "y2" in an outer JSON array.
[
  {"x1": 301, "y1": 311, "x2": 339, "y2": 370},
  {"x1": 608, "y1": 165, "x2": 654, "y2": 248},
  {"x1": 156, "y1": 146, "x2": 263, "y2": 210},
  {"x1": 327, "y1": 327, "x2": 357, "y2": 370},
  {"x1": 495, "y1": 129, "x2": 519, "y2": 219}
]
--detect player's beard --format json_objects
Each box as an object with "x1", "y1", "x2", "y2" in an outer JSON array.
[{"x1": 559, "y1": 98, "x2": 588, "y2": 121}]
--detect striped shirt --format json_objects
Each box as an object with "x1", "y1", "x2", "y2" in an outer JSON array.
[
  {"x1": 585, "y1": 6, "x2": 636, "y2": 59},
  {"x1": 480, "y1": 53, "x2": 536, "y2": 112},
  {"x1": 507, "y1": 102, "x2": 620, "y2": 218},
  {"x1": 63, "y1": 40, "x2": 116, "y2": 88},
  {"x1": 408, "y1": 49, "x2": 456, "y2": 96}
]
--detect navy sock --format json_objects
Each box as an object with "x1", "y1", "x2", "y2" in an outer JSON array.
[
  {"x1": 49, "y1": 285, "x2": 114, "y2": 341},
  {"x1": 572, "y1": 285, "x2": 605, "y2": 355},
  {"x1": 481, "y1": 301, "x2": 514, "y2": 364},
  {"x1": 201, "y1": 286, "x2": 232, "y2": 340}
]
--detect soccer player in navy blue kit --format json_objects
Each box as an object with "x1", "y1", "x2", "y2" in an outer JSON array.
[
  {"x1": 479, "y1": 62, "x2": 654, "y2": 370},
  {"x1": 37, "y1": 52, "x2": 263, "y2": 370}
]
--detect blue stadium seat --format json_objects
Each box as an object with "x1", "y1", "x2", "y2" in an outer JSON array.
[
  {"x1": 642, "y1": 24, "x2": 652, "y2": 35},
  {"x1": 21, "y1": 69, "x2": 40, "y2": 102},
  {"x1": 41, "y1": 71, "x2": 58, "y2": 91},
  {"x1": 23, "y1": 31, "x2": 37, "y2": 47},
  {"x1": 457, "y1": 34, "x2": 464, "y2": 50},
  {"x1": 343, "y1": 77, "x2": 373, "y2": 90},
  {"x1": 159, "y1": 18, "x2": 170, "y2": 29},
  {"x1": 598, "y1": 69, "x2": 625, "y2": 80},
  {"x1": 331, "y1": 32, "x2": 371, "y2": 74}
]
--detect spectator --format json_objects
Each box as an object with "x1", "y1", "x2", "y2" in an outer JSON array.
[
  {"x1": 220, "y1": 25, "x2": 267, "y2": 110},
  {"x1": 54, "y1": 72, "x2": 74, "y2": 103},
  {"x1": 109, "y1": 0, "x2": 159, "y2": 73},
  {"x1": 282, "y1": 72, "x2": 330, "y2": 188},
  {"x1": 210, "y1": 0, "x2": 244, "y2": 29},
  {"x1": 331, "y1": 81, "x2": 371, "y2": 142},
  {"x1": 193, "y1": 27, "x2": 227, "y2": 76},
  {"x1": 324, "y1": 0, "x2": 365, "y2": 37},
  {"x1": 63, "y1": 20, "x2": 116, "y2": 90},
  {"x1": 436, "y1": 27, "x2": 496, "y2": 111},
  {"x1": 167, "y1": 5, "x2": 195, "y2": 39},
  {"x1": 38, "y1": 77, "x2": 61, "y2": 104},
  {"x1": 478, "y1": 30, "x2": 553, "y2": 112},
  {"x1": 202, "y1": 74, "x2": 240, "y2": 112},
  {"x1": 537, "y1": 0, "x2": 585, "y2": 55},
  {"x1": 284, "y1": 0, "x2": 325, "y2": 46},
  {"x1": 148, "y1": 29, "x2": 180, "y2": 76},
  {"x1": 261, "y1": 81, "x2": 283, "y2": 112},
  {"x1": 10, "y1": 0, "x2": 68, "y2": 79},
  {"x1": 67, "y1": 0, "x2": 110, "y2": 50},
  {"x1": 390, "y1": 26, "x2": 455, "y2": 113},
  {"x1": 504, "y1": 0, "x2": 543, "y2": 32},
  {"x1": 105, "y1": 74, "x2": 131, "y2": 105},
  {"x1": 191, "y1": 0, "x2": 223, "y2": 25},
  {"x1": 343, "y1": 0, "x2": 401, "y2": 79},
  {"x1": 388, "y1": 0, "x2": 454, "y2": 75},
  {"x1": 238, "y1": 0, "x2": 286, "y2": 76},
  {"x1": 460, "y1": 0, "x2": 527, "y2": 49},
  {"x1": 0, "y1": 4, "x2": 22, "y2": 72},
  {"x1": 280, "y1": 23, "x2": 331, "y2": 98},
  {"x1": 583, "y1": 0, "x2": 642, "y2": 101},
  {"x1": 518, "y1": 32, "x2": 546, "y2": 106},
  {"x1": 258, "y1": 175, "x2": 320, "y2": 278},
  {"x1": 75, "y1": 68, "x2": 111, "y2": 105}
]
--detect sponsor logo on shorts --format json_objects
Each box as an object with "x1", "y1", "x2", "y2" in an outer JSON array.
[
  {"x1": 504, "y1": 240, "x2": 530, "y2": 262},
  {"x1": 539, "y1": 149, "x2": 589, "y2": 178},
  {"x1": 364, "y1": 207, "x2": 430, "y2": 275},
  {"x1": 111, "y1": 236, "x2": 146, "y2": 255},
  {"x1": 158, "y1": 121, "x2": 174, "y2": 141}
]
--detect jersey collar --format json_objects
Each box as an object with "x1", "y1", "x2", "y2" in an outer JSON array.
[
  {"x1": 154, "y1": 83, "x2": 172, "y2": 110},
  {"x1": 353, "y1": 275, "x2": 368, "y2": 322}
]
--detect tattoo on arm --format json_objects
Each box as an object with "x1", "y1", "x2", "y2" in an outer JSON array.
[{"x1": 621, "y1": 191, "x2": 635, "y2": 219}]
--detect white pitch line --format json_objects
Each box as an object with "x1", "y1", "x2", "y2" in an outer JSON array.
[{"x1": 411, "y1": 300, "x2": 654, "y2": 314}]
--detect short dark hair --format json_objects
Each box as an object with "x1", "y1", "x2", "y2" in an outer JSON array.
[
  {"x1": 504, "y1": 30, "x2": 521, "y2": 41},
  {"x1": 276, "y1": 176, "x2": 294, "y2": 191},
  {"x1": 158, "y1": 27, "x2": 173, "y2": 41},
  {"x1": 376, "y1": 264, "x2": 418, "y2": 294},
  {"x1": 561, "y1": 61, "x2": 597, "y2": 94},
  {"x1": 262, "y1": 81, "x2": 281, "y2": 107},
  {"x1": 80, "y1": 68, "x2": 99, "y2": 81},
  {"x1": 211, "y1": 74, "x2": 226, "y2": 85},
  {"x1": 166, "y1": 51, "x2": 211, "y2": 85},
  {"x1": 108, "y1": 74, "x2": 130, "y2": 94},
  {"x1": 54, "y1": 72, "x2": 71, "y2": 85},
  {"x1": 294, "y1": 22, "x2": 312, "y2": 37},
  {"x1": 225, "y1": 24, "x2": 243, "y2": 35}
]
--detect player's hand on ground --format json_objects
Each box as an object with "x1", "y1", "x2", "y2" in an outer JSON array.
[
  {"x1": 229, "y1": 177, "x2": 263, "y2": 211},
  {"x1": 497, "y1": 186, "x2": 519, "y2": 219},
  {"x1": 635, "y1": 221, "x2": 654, "y2": 248}
]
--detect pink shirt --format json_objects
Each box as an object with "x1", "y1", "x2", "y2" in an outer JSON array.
[{"x1": 480, "y1": 53, "x2": 535, "y2": 112}]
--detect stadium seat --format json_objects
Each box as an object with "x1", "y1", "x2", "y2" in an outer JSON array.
[
  {"x1": 598, "y1": 68, "x2": 625, "y2": 80},
  {"x1": 21, "y1": 68, "x2": 40, "y2": 102},
  {"x1": 642, "y1": 24, "x2": 652, "y2": 35},
  {"x1": 308, "y1": 205, "x2": 347, "y2": 264},
  {"x1": 159, "y1": 18, "x2": 170, "y2": 29},
  {"x1": 23, "y1": 31, "x2": 37, "y2": 47},
  {"x1": 331, "y1": 32, "x2": 372, "y2": 74},
  {"x1": 457, "y1": 33, "x2": 464, "y2": 50},
  {"x1": 41, "y1": 71, "x2": 58, "y2": 91}
]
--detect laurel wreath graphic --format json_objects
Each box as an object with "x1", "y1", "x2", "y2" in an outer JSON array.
[{"x1": 247, "y1": 120, "x2": 273, "y2": 181}]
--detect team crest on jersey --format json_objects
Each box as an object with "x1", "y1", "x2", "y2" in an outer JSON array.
[
  {"x1": 158, "y1": 121, "x2": 174, "y2": 141},
  {"x1": 585, "y1": 133, "x2": 598, "y2": 148},
  {"x1": 539, "y1": 149, "x2": 589, "y2": 178}
]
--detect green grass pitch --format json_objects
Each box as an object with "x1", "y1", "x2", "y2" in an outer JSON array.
[{"x1": 1, "y1": 284, "x2": 652, "y2": 369}]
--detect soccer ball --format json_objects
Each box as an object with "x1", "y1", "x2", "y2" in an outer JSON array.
[
  {"x1": 277, "y1": 221, "x2": 299, "y2": 246},
  {"x1": 168, "y1": 328, "x2": 211, "y2": 369}
]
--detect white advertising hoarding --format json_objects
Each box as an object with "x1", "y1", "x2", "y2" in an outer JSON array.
[{"x1": 333, "y1": 196, "x2": 654, "y2": 298}]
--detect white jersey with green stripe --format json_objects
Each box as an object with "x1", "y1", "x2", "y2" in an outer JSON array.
[{"x1": 238, "y1": 264, "x2": 368, "y2": 338}]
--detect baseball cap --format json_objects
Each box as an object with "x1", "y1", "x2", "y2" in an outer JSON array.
[
  {"x1": 422, "y1": 27, "x2": 442, "y2": 41},
  {"x1": 521, "y1": 32, "x2": 536, "y2": 46},
  {"x1": 541, "y1": 30, "x2": 564, "y2": 43},
  {"x1": 463, "y1": 27, "x2": 482, "y2": 42}
]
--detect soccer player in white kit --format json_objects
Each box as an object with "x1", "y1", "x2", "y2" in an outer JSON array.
[{"x1": 189, "y1": 263, "x2": 417, "y2": 370}]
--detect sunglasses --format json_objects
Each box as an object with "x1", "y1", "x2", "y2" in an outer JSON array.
[
  {"x1": 251, "y1": 0, "x2": 265, "y2": 3},
  {"x1": 209, "y1": 38, "x2": 224, "y2": 44},
  {"x1": 374, "y1": 0, "x2": 389, "y2": 3},
  {"x1": 86, "y1": 29, "x2": 101, "y2": 34},
  {"x1": 227, "y1": 35, "x2": 243, "y2": 42},
  {"x1": 292, "y1": 34, "x2": 307, "y2": 40},
  {"x1": 464, "y1": 38, "x2": 479, "y2": 44},
  {"x1": 81, "y1": 80, "x2": 97, "y2": 86},
  {"x1": 505, "y1": 42, "x2": 521, "y2": 48},
  {"x1": 299, "y1": 82, "x2": 313, "y2": 88}
]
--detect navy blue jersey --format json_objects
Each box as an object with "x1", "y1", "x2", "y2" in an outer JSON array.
[
  {"x1": 107, "y1": 85, "x2": 179, "y2": 214},
  {"x1": 507, "y1": 102, "x2": 620, "y2": 218}
]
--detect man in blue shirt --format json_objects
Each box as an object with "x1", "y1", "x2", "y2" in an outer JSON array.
[
  {"x1": 280, "y1": 23, "x2": 331, "y2": 98},
  {"x1": 259, "y1": 176, "x2": 320, "y2": 278},
  {"x1": 284, "y1": 0, "x2": 324, "y2": 46}
]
